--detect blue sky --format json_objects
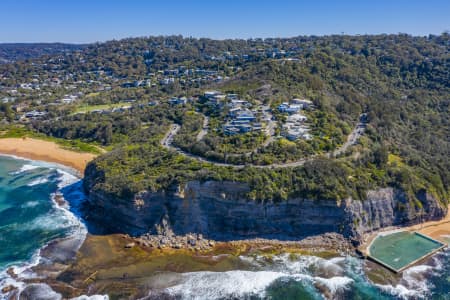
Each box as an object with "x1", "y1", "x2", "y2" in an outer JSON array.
[{"x1": 1, "y1": 0, "x2": 449, "y2": 43}]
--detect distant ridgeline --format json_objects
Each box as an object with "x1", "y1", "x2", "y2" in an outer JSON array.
[
  {"x1": 0, "y1": 34, "x2": 448, "y2": 210},
  {"x1": 0, "y1": 43, "x2": 86, "y2": 64}
]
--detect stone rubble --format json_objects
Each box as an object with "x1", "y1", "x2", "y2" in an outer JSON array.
[
  {"x1": 135, "y1": 219, "x2": 216, "y2": 251},
  {"x1": 132, "y1": 220, "x2": 353, "y2": 254},
  {"x1": 137, "y1": 232, "x2": 215, "y2": 251}
]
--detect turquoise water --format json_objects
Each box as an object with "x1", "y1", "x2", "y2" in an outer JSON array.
[
  {"x1": 1, "y1": 155, "x2": 450, "y2": 299},
  {"x1": 165, "y1": 250, "x2": 450, "y2": 299},
  {"x1": 369, "y1": 231, "x2": 445, "y2": 271},
  {"x1": 0, "y1": 155, "x2": 85, "y2": 280},
  {"x1": 165, "y1": 255, "x2": 397, "y2": 299}
]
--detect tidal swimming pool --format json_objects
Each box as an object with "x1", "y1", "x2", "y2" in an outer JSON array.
[{"x1": 368, "y1": 231, "x2": 446, "y2": 272}]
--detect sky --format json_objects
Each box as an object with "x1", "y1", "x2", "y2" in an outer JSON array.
[{"x1": 0, "y1": 0, "x2": 449, "y2": 43}]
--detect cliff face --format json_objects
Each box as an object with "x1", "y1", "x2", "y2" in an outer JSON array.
[
  {"x1": 83, "y1": 179, "x2": 447, "y2": 245},
  {"x1": 346, "y1": 188, "x2": 446, "y2": 241}
]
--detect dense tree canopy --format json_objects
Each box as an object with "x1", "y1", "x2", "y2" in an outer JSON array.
[{"x1": 0, "y1": 34, "x2": 448, "y2": 204}]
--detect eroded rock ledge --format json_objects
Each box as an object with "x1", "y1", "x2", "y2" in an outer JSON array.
[{"x1": 83, "y1": 180, "x2": 446, "y2": 246}]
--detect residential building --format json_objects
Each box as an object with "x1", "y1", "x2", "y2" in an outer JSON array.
[
  {"x1": 282, "y1": 113, "x2": 310, "y2": 140},
  {"x1": 278, "y1": 102, "x2": 302, "y2": 114},
  {"x1": 291, "y1": 98, "x2": 313, "y2": 108},
  {"x1": 169, "y1": 97, "x2": 188, "y2": 105}
]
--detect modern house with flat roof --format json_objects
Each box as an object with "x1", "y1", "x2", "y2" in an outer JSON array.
[
  {"x1": 278, "y1": 102, "x2": 302, "y2": 114},
  {"x1": 282, "y1": 113, "x2": 311, "y2": 140},
  {"x1": 291, "y1": 98, "x2": 313, "y2": 108}
]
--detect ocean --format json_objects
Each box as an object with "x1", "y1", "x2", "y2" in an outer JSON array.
[
  {"x1": 0, "y1": 155, "x2": 88, "y2": 298},
  {"x1": 162, "y1": 252, "x2": 450, "y2": 299},
  {"x1": 0, "y1": 154, "x2": 449, "y2": 299}
]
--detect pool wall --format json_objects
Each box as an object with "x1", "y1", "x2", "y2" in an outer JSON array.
[{"x1": 367, "y1": 231, "x2": 447, "y2": 273}]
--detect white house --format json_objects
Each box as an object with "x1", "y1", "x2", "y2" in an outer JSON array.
[{"x1": 291, "y1": 98, "x2": 313, "y2": 108}]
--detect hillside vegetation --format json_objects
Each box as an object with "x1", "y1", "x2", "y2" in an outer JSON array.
[{"x1": 0, "y1": 34, "x2": 448, "y2": 204}]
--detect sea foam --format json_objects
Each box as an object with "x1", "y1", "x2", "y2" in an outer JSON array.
[
  {"x1": 0, "y1": 159, "x2": 87, "y2": 299},
  {"x1": 165, "y1": 254, "x2": 355, "y2": 299},
  {"x1": 376, "y1": 263, "x2": 435, "y2": 299},
  {"x1": 166, "y1": 270, "x2": 285, "y2": 299},
  {"x1": 71, "y1": 295, "x2": 109, "y2": 300},
  {"x1": 27, "y1": 177, "x2": 49, "y2": 186},
  {"x1": 10, "y1": 164, "x2": 39, "y2": 175}
]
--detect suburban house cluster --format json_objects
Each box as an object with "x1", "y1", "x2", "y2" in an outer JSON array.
[
  {"x1": 168, "y1": 96, "x2": 191, "y2": 105},
  {"x1": 203, "y1": 91, "x2": 272, "y2": 136},
  {"x1": 57, "y1": 92, "x2": 83, "y2": 104},
  {"x1": 278, "y1": 98, "x2": 313, "y2": 140},
  {"x1": 122, "y1": 66, "x2": 229, "y2": 88}
]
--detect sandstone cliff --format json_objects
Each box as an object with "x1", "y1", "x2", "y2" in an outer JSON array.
[{"x1": 83, "y1": 175, "x2": 447, "y2": 245}]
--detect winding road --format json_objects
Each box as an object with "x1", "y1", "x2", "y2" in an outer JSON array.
[{"x1": 161, "y1": 114, "x2": 367, "y2": 169}]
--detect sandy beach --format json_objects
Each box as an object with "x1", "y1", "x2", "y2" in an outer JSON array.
[
  {"x1": 360, "y1": 208, "x2": 450, "y2": 256},
  {"x1": 0, "y1": 138, "x2": 96, "y2": 175},
  {"x1": 410, "y1": 210, "x2": 450, "y2": 242}
]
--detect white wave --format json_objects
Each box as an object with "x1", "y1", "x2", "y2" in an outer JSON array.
[
  {"x1": 241, "y1": 253, "x2": 346, "y2": 278},
  {"x1": 22, "y1": 214, "x2": 65, "y2": 231},
  {"x1": 21, "y1": 200, "x2": 39, "y2": 208},
  {"x1": 291, "y1": 255, "x2": 345, "y2": 277},
  {"x1": 376, "y1": 263, "x2": 434, "y2": 299},
  {"x1": 0, "y1": 274, "x2": 26, "y2": 297},
  {"x1": 401, "y1": 264, "x2": 434, "y2": 293},
  {"x1": 56, "y1": 169, "x2": 79, "y2": 189},
  {"x1": 6, "y1": 154, "x2": 81, "y2": 180},
  {"x1": 27, "y1": 177, "x2": 49, "y2": 186},
  {"x1": 18, "y1": 283, "x2": 62, "y2": 300},
  {"x1": 166, "y1": 270, "x2": 286, "y2": 299},
  {"x1": 430, "y1": 252, "x2": 446, "y2": 270},
  {"x1": 0, "y1": 157, "x2": 87, "y2": 299},
  {"x1": 314, "y1": 276, "x2": 353, "y2": 294},
  {"x1": 165, "y1": 253, "x2": 357, "y2": 300},
  {"x1": 71, "y1": 295, "x2": 109, "y2": 300},
  {"x1": 0, "y1": 248, "x2": 42, "y2": 297},
  {"x1": 7, "y1": 244, "x2": 43, "y2": 276},
  {"x1": 377, "y1": 283, "x2": 422, "y2": 299},
  {"x1": 10, "y1": 164, "x2": 39, "y2": 175}
]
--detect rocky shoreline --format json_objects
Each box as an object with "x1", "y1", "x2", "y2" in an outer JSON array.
[
  {"x1": 2, "y1": 173, "x2": 446, "y2": 298},
  {"x1": 126, "y1": 214, "x2": 354, "y2": 257},
  {"x1": 5, "y1": 217, "x2": 447, "y2": 299},
  {"x1": 1, "y1": 230, "x2": 355, "y2": 299},
  {"x1": 134, "y1": 219, "x2": 354, "y2": 254}
]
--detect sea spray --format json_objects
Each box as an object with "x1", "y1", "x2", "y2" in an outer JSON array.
[
  {"x1": 0, "y1": 155, "x2": 87, "y2": 299},
  {"x1": 1, "y1": 155, "x2": 449, "y2": 299},
  {"x1": 162, "y1": 252, "x2": 450, "y2": 299}
]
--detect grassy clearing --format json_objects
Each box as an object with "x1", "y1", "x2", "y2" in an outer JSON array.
[
  {"x1": 74, "y1": 102, "x2": 131, "y2": 114},
  {"x1": 279, "y1": 138, "x2": 297, "y2": 147},
  {"x1": 388, "y1": 153, "x2": 404, "y2": 167}
]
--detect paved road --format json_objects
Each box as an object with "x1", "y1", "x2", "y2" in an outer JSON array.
[
  {"x1": 161, "y1": 114, "x2": 367, "y2": 169},
  {"x1": 333, "y1": 113, "x2": 367, "y2": 157},
  {"x1": 161, "y1": 123, "x2": 244, "y2": 168},
  {"x1": 160, "y1": 124, "x2": 180, "y2": 148},
  {"x1": 193, "y1": 113, "x2": 275, "y2": 158}
]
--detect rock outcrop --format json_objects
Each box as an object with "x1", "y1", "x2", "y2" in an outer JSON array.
[{"x1": 83, "y1": 179, "x2": 447, "y2": 246}]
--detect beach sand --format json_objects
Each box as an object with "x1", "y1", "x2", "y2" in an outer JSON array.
[
  {"x1": 0, "y1": 138, "x2": 96, "y2": 175},
  {"x1": 411, "y1": 210, "x2": 450, "y2": 242},
  {"x1": 360, "y1": 208, "x2": 450, "y2": 256}
]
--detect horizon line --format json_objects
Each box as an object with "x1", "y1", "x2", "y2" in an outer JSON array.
[{"x1": 1, "y1": 31, "x2": 449, "y2": 45}]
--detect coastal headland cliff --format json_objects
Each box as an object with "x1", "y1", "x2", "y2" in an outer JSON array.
[{"x1": 83, "y1": 166, "x2": 446, "y2": 246}]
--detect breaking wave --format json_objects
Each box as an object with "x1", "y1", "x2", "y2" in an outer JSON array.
[
  {"x1": 0, "y1": 156, "x2": 87, "y2": 299},
  {"x1": 162, "y1": 251, "x2": 449, "y2": 300}
]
